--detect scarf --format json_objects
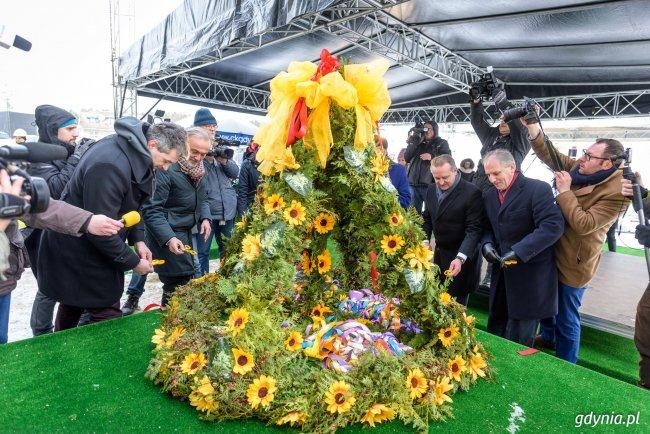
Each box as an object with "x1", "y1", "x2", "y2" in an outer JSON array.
[
  {"x1": 435, "y1": 171, "x2": 462, "y2": 204},
  {"x1": 569, "y1": 166, "x2": 616, "y2": 189},
  {"x1": 178, "y1": 156, "x2": 205, "y2": 186}
]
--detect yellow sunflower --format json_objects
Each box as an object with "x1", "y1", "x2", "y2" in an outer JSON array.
[
  {"x1": 232, "y1": 348, "x2": 255, "y2": 375},
  {"x1": 370, "y1": 151, "x2": 389, "y2": 181},
  {"x1": 316, "y1": 250, "x2": 332, "y2": 274},
  {"x1": 403, "y1": 245, "x2": 433, "y2": 270},
  {"x1": 285, "y1": 331, "x2": 303, "y2": 352},
  {"x1": 324, "y1": 380, "x2": 356, "y2": 414},
  {"x1": 283, "y1": 200, "x2": 307, "y2": 226},
  {"x1": 380, "y1": 234, "x2": 405, "y2": 255},
  {"x1": 431, "y1": 376, "x2": 454, "y2": 406},
  {"x1": 439, "y1": 292, "x2": 452, "y2": 306},
  {"x1": 151, "y1": 328, "x2": 166, "y2": 349},
  {"x1": 361, "y1": 403, "x2": 395, "y2": 427},
  {"x1": 165, "y1": 325, "x2": 186, "y2": 348},
  {"x1": 313, "y1": 212, "x2": 335, "y2": 234},
  {"x1": 193, "y1": 375, "x2": 215, "y2": 396},
  {"x1": 241, "y1": 234, "x2": 262, "y2": 262},
  {"x1": 438, "y1": 325, "x2": 460, "y2": 348},
  {"x1": 276, "y1": 411, "x2": 307, "y2": 427},
  {"x1": 264, "y1": 194, "x2": 285, "y2": 214},
  {"x1": 189, "y1": 391, "x2": 218, "y2": 414},
  {"x1": 406, "y1": 368, "x2": 428, "y2": 400},
  {"x1": 301, "y1": 250, "x2": 314, "y2": 275},
  {"x1": 235, "y1": 215, "x2": 247, "y2": 230},
  {"x1": 311, "y1": 304, "x2": 332, "y2": 318},
  {"x1": 448, "y1": 355, "x2": 467, "y2": 382},
  {"x1": 469, "y1": 347, "x2": 487, "y2": 381},
  {"x1": 227, "y1": 308, "x2": 249, "y2": 336},
  {"x1": 246, "y1": 375, "x2": 277, "y2": 409},
  {"x1": 463, "y1": 312, "x2": 476, "y2": 326},
  {"x1": 180, "y1": 352, "x2": 207, "y2": 376},
  {"x1": 388, "y1": 212, "x2": 404, "y2": 227}
]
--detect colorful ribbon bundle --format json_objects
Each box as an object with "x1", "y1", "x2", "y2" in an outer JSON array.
[{"x1": 302, "y1": 319, "x2": 412, "y2": 373}]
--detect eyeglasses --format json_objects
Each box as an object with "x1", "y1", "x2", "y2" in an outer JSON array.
[{"x1": 582, "y1": 150, "x2": 609, "y2": 162}]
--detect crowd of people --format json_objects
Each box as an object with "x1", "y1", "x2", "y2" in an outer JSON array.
[{"x1": 0, "y1": 99, "x2": 647, "y2": 389}]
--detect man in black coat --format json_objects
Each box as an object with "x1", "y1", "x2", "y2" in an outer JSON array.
[
  {"x1": 142, "y1": 127, "x2": 212, "y2": 307},
  {"x1": 422, "y1": 155, "x2": 483, "y2": 306},
  {"x1": 404, "y1": 120, "x2": 451, "y2": 215},
  {"x1": 36, "y1": 119, "x2": 188, "y2": 331},
  {"x1": 481, "y1": 149, "x2": 565, "y2": 347},
  {"x1": 237, "y1": 142, "x2": 261, "y2": 215}
]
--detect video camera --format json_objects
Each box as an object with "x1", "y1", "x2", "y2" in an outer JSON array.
[
  {"x1": 0, "y1": 143, "x2": 64, "y2": 218},
  {"x1": 207, "y1": 137, "x2": 238, "y2": 160},
  {"x1": 469, "y1": 68, "x2": 500, "y2": 102},
  {"x1": 406, "y1": 121, "x2": 431, "y2": 146}
]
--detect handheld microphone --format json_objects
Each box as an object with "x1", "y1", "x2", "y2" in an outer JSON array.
[
  {"x1": 0, "y1": 143, "x2": 69, "y2": 163},
  {"x1": 0, "y1": 24, "x2": 32, "y2": 51},
  {"x1": 120, "y1": 211, "x2": 141, "y2": 228}
]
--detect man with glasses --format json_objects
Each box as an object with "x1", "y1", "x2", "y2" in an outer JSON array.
[{"x1": 522, "y1": 112, "x2": 629, "y2": 363}]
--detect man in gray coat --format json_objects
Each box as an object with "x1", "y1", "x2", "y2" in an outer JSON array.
[{"x1": 142, "y1": 127, "x2": 212, "y2": 306}]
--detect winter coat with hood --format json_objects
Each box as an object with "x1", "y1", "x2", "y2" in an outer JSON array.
[
  {"x1": 404, "y1": 121, "x2": 451, "y2": 186},
  {"x1": 237, "y1": 152, "x2": 261, "y2": 214},
  {"x1": 204, "y1": 157, "x2": 239, "y2": 221},
  {"x1": 36, "y1": 117, "x2": 154, "y2": 308}
]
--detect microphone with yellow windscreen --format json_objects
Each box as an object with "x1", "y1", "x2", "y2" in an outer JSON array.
[{"x1": 121, "y1": 211, "x2": 141, "y2": 228}]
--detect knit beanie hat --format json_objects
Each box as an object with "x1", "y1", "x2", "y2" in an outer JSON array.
[{"x1": 193, "y1": 108, "x2": 217, "y2": 127}]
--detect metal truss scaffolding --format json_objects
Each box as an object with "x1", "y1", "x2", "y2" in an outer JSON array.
[{"x1": 381, "y1": 90, "x2": 650, "y2": 124}]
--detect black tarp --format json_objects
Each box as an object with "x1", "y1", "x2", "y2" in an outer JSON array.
[{"x1": 120, "y1": 0, "x2": 650, "y2": 115}]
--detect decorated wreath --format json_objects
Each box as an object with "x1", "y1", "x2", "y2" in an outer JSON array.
[{"x1": 147, "y1": 49, "x2": 490, "y2": 433}]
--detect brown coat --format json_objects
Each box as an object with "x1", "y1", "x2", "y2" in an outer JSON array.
[
  {"x1": 530, "y1": 133, "x2": 629, "y2": 288},
  {"x1": 0, "y1": 200, "x2": 92, "y2": 296}
]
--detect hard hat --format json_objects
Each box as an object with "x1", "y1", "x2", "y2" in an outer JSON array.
[{"x1": 12, "y1": 128, "x2": 27, "y2": 138}]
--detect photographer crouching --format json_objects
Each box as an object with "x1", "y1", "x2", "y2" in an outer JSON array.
[
  {"x1": 621, "y1": 172, "x2": 650, "y2": 389},
  {"x1": 192, "y1": 108, "x2": 239, "y2": 275},
  {"x1": 404, "y1": 120, "x2": 450, "y2": 216}
]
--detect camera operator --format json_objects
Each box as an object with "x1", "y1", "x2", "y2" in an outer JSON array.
[
  {"x1": 470, "y1": 91, "x2": 530, "y2": 193},
  {"x1": 522, "y1": 108, "x2": 629, "y2": 364},
  {"x1": 621, "y1": 173, "x2": 650, "y2": 389},
  {"x1": 237, "y1": 140, "x2": 261, "y2": 215},
  {"x1": 36, "y1": 119, "x2": 188, "y2": 331},
  {"x1": 25, "y1": 105, "x2": 95, "y2": 336},
  {"x1": 0, "y1": 170, "x2": 123, "y2": 344},
  {"x1": 404, "y1": 120, "x2": 450, "y2": 215},
  {"x1": 192, "y1": 108, "x2": 239, "y2": 275}
]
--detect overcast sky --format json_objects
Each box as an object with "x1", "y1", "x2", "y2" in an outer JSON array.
[{"x1": 1, "y1": 0, "x2": 181, "y2": 113}]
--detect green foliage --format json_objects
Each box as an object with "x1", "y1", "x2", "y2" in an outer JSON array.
[{"x1": 146, "y1": 100, "x2": 490, "y2": 433}]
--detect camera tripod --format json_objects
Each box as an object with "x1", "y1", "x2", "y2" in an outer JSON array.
[{"x1": 623, "y1": 165, "x2": 650, "y2": 277}]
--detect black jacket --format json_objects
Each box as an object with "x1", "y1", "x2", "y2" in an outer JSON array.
[
  {"x1": 237, "y1": 153, "x2": 261, "y2": 214},
  {"x1": 37, "y1": 117, "x2": 154, "y2": 308},
  {"x1": 404, "y1": 136, "x2": 451, "y2": 186},
  {"x1": 470, "y1": 102, "x2": 530, "y2": 193},
  {"x1": 482, "y1": 173, "x2": 565, "y2": 320},
  {"x1": 143, "y1": 164, "x2": 211, "y2": 277},
  {"x1": 422, "y1": 179, "x2": 483, "y2": 298}
]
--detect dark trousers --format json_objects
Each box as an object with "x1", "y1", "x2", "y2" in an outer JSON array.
[
  {"x1": 55, "y1": 302, "x2": 122, "y2": 331},
  {"x1": 159, "y1": 274, "x2": 192, "y2": 307},
  {"x1": 487, "y1": 277, "x2": 539, "y2": 347},
  {"x1": 410, "y1": 185, "x2": 428, "y2": 216},
  {"x1": 635, "y1": 283, "x2": 650, "y2": 388},
  {"x1": 606, "y1": 220, "x2": 617, "y2": 252},
  {"x1": 195, "y1": 219, "x2": 233, "y2": 275}
]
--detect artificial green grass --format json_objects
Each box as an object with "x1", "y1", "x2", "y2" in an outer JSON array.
[
  {"x1": 466, "y1": 295, "x2": 641, "y2": 386},
  {"x1": 0, "y1": 311, "x2": 647, "y2": 433},
  {"x1": 601, "y1": 244, "x2": 645, "y2": 257}
]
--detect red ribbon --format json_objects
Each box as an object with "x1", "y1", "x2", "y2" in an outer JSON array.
[
  {"x1": 369, "y1": 250, "x2": 378, "y2": 288},
  {"x1": 286, "y1": 49, "x2": 340, "y2": 146}
]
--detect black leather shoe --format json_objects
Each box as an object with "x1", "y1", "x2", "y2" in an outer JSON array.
[{"x1": 121, "y1": 294, "x2": 140, "y2": 315}]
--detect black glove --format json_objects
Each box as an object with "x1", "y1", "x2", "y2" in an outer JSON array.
[
  {"x1": 481, "y1": 243, "x2": 501, "y2": 264},
  {"x1": 636, "y1": 224, "x2": 650, "y2": 248},
  {"x1": 500, "y1": 250, "x2": 520, "y2": 268}
]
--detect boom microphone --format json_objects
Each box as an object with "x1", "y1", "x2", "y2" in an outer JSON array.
[{"x1": 0, "y1": 142, "x2": 70, "y2": 163}]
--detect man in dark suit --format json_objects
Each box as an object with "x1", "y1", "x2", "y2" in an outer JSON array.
[
  {"x1": 422, "y1": 155, "x2": 483, "y2": 305},
  {"x1": 37, "y1": 119, "x2": 188, "y2": 331},
  {"x1": 481, "y1": 149, "x2": 565, "y2": 346}
]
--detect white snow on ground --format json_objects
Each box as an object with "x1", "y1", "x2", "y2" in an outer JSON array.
[{"x1": 7, "y1": 259, "x2": 220, "y2": 343}]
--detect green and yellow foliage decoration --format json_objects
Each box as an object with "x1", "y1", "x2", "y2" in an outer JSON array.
[{"x1": 147, "y1": 49, "x2": 489, "y2": 433}]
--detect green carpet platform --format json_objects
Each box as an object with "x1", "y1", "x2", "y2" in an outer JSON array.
[{"x1": 1, "y1": 311, "x2": 647, "y2": 433}]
